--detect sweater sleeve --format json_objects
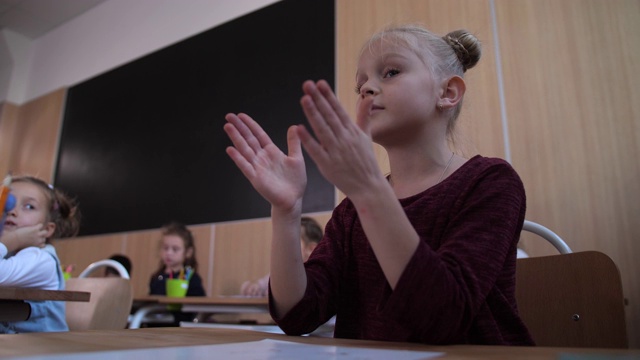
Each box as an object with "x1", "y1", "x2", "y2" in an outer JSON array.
[
  {"x1": 382, "y1": 161, "x2": 526, "y2": 343},
  {"x1": 0, "y1": 246, "x2": 60, "y2": 290},
  {"x1": 271, "y1": 201, "x2": 348, "y2": 335}
]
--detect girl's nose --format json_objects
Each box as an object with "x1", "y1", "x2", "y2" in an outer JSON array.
[{"x1": 359, "y1": 81, "x2": 379, "y2": 98}]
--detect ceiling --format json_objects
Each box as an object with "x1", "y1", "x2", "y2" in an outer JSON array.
[{"x1": 0, "y1": 0, "x2": 108, "y2": 39}]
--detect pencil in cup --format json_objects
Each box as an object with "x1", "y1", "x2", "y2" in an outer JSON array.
[
  {"x1": 0, "y1": 174, "x2": 12, "y2": 236},
  {"x1": 0, "y1": 174, "x2": 12, "y2": 213}
]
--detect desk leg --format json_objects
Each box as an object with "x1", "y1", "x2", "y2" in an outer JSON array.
[{"x1": 128, "y1": 304, "x2": 172, "y2": 329}]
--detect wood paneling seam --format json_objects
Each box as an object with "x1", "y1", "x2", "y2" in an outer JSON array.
[
  {"x1": 208, "y1": 224, "x2": 215, "y2": 295},
  {"x1": 490, "y1": 0, "x2": 511, "y2": 163}
]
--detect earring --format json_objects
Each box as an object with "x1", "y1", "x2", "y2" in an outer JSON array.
[{"x1": 437, "y1": 103, "x2": 444, "y2": 111}]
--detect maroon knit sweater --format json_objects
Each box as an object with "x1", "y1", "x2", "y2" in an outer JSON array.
[{"x1": 270, "y1": 155, "x2": 534, "y2": 345}]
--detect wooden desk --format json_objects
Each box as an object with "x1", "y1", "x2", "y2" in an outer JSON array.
[
  {"x1": 129, "y1": 296, "x2": 268, "y2": 329},
  {"x1": 0, "y1": 286, "x2": 90, "y2": 322},
  {"x1": 0, "y1": 327, "x2": 638, "y2": 359},
  {"x1": 0, "y1": 287, "x2": 90, "y2": 302}
]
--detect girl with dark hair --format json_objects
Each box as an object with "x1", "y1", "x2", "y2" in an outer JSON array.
[{"x1": 0, "y1": 175, "x2": 81, "y2": 333}]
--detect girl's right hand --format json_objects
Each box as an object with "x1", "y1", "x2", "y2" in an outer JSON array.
[
  {"x1": 223, "y1": 113, "x2": 307, "y2": 213},
  {"x1": 297, "y1": 80, "x2": 385, "y2": 200},
  {"x1": 16, "y1": 224, "x2": 48, "y2": 249},
  {"x1": 1, "y1": 223, "x2": 47, "y2": 252}
]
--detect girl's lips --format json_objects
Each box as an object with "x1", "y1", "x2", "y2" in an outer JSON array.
[
  {"x1": 2, "y1": 222, "x2": 17, "y2": 231},
  {"x1": 370, "y1": 104, "x2": 385, "y2": 114}
]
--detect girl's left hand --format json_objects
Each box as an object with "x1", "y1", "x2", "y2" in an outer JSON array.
[
  {"x1": 224, "y1": 113, "x2": 307, "y2": 213},
  {"x1": 297, "y1": 80, "x2": 385, "y2": 199}
]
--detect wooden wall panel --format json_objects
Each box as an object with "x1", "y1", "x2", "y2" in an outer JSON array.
[
  {"x1": 188, "y1": 224, "x2": 214, "y2": 298},
  {"x1": 212, "y1": 219, "x2": 273, "y2": 296},
  {"x1": 10, "y1": 89, "x2": 66, "y2": 182},
  {"x1": 495, "y1": 0, "x2": 640, "y2": 346},
  {"x1": 124, "y1": 229, "x2": 163, "y2": 298},
  {"x1": 211, "y1": 212, "x2": 332, "y2": 297},
  {"x1": 0, "y1": 102, "x2": 19, "y2": 176}
]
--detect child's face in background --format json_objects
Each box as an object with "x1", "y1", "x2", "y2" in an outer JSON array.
[
  {"x1": 300, "y1": 226, "x2": 318, "y2": 262},
  {"x1": 300, "y1": 239, "x2": 316, "y2": 262},
  {"x1": 3, "y1": 182, "x2": 54, "y2": 236},
  {"x1": 160, "y1": 234, "x2": 191, "y2": 270}
]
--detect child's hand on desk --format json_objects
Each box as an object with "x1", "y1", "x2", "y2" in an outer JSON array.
[{"x1": 241, "y1": 280, "x2": 267, "y2": 297}]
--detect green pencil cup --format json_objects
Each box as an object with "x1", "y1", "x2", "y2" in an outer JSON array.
[
  {"x1": 166, "y1": 279, "x2": 188, "y2": 311},
  {"x1": 166, "y1": 279, "x2": 188, "y2": 298}
]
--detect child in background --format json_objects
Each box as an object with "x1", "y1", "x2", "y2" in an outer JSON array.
[
  {"x1": 104, "y1": 254, "x2": 132, "y2": 277},
  {"x1": 1, "y1": 182, "x2": 47, "y2": 255},
  {"x1": 241, "y1": 216, "x2": 323, "y2": 297},
  {"x1": 223, "y1": 24, "x2": 533, "y2": 345},
  {"x1": 148, "y1": 222, "x2": 205, "y2": 325},
  {"x1": 149, "y1": 222, "x2": 205, "y2": 296},
  {"x1": 0, "y1": 176, "x2": 81, "y2": 334}
]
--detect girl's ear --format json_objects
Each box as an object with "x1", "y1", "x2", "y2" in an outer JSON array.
[
  {"x1": 439, "y1": 75, "x2": 466, "y2": 110},
  {"x1": 44, "y1": 222, "x2": 56, "y2": 239},
  {"x1": 185, "y1": 246, "x2": 194, "y2": 259}
]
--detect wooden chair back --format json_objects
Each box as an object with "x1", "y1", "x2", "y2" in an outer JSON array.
[
  {"x1": 515, "y1": 251, "x2": 628, "y2": 348},
  {"x1": 65, "y1": 277, "x2": 133, "y2": 331}
]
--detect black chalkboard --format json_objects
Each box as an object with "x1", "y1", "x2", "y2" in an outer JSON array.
[{"x1": 54, "y1": 0, "x2": 335, "y2": 236}]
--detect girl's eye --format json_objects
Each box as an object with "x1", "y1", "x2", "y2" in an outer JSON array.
[
  {"x1": 354, "y1": 68, "x2": 399, "y2": 95},
  {"x1": 383, "y1": 68, "x2": 400, "y2": 78},
  {"x1": 24, "y1": 204, "x2": 35, "y2": 210}
]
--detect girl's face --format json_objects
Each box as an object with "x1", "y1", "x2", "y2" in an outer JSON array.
[
  {"x1": 355, "y1": 40, "x2": 441, "y2": 145},
  {"x1": 160, "y1": 234, "x2": 192, "y2": 270},
  {"x1": 4, "y1": 182, "x2": 55, "y2": 237}
]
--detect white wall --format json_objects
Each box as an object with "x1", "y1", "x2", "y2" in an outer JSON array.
[
  {"x1": 1, "y1": 0, "x2": 279, "y2": 105},
  {"x1": 0, "y1": 29, "x2": 32, "y2": 103},
  {"x1": 0, "y1": 31, "x2": 12, "y2": 102}
]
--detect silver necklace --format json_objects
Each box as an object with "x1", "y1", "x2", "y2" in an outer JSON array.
[
  {"x1": 436, "y1": 152, "x2": 455, "y2": 184},
  {"x1": 388, "y1": 152, "x2": 455, "y2": 187}
]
